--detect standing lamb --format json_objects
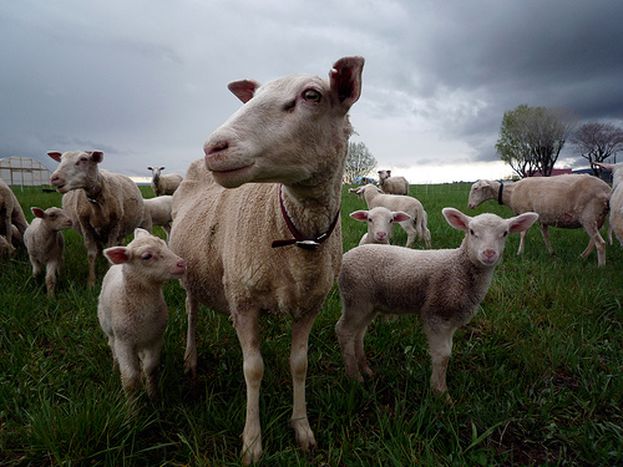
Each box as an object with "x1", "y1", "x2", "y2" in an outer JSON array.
[
  {"x1": 0, "y1": 178, "x2": 29, "y2": 253},
  {"x1": 169, "y1": 56, "x2": 364, "y2": 463},
  {"x1": 48, "y1": 151, "x2": 146, "y2": 287},
  {"x1": 98, "y1": 228, "x2": 186, "y2": 399},
  {"x1": 335, "y1": 208, "x2": 538, "y2": 396},
  {"x1": 468, "y1": 175, "x2": 610, "y2": 266},
  {"x1": 147, "y1": 166, "x2": 183, "y2": 196},
  {"x1": 350, "y1": 207, "x2": 411, "y2": 246},
  {"x1": 23, "y1": 207, "x2": 72, "y2": 297},
  {"x1": 378, "y1": 169, "x2": 409, "y2": 195},
  {"x1": 142, "y1": 195, "x2": 173, "y2": 238},
  {"x1": 594, "y1": 162, "x2": 623, "y2": 245},
  {"x1": 353, "y1": 184, "x2": 432, "y2": 248}
]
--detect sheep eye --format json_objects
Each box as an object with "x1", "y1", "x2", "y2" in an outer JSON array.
[
  {"x1": 283, "y1": 100, "x2": 296, "y2": 112},
  {"x1": 502, "y1": 231, "x2": 508, "y2": 237},
  {"x1": 302, "y1": 89, "x2": 321, "y2": 102},
  {"x1": 49, "y1": 214, "x2": 57, "y2": 219},
  {"x1": 388, "y1": 219, "x2": 393, "y2": 223},
  {"x1": 141, "y1": 253, "x2": 153, "y2": 260},
  {"x1": 469, "y1": 229, "x2": 475, "y2": 236}
]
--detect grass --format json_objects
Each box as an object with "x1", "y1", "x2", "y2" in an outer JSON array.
[{"x1": 1, "y1": 183, "x2": 622, "y2": 465}]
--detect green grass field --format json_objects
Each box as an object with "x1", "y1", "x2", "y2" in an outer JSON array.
[{"x1": 1, "y1": 183, "x2": 622, "y2": 465}]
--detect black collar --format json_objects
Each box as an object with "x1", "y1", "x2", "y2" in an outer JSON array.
[
  {"x1": 271, "y1": 185, "x2": 340, "y2": 250},
  {"x1": 497, "y1": 181, "x2": 504, "y2": 205}
]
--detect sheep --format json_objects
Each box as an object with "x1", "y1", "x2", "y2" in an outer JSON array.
[
  {"x1": 378, "y1": 169, "x2": 409, "y2": 195},
  {"x1": 0, "y1": 178, "x2": 29, "y2": 253},
  {"x1": 142, "y1": 195, "x2": 173, "y2": 238},
  {"x1": 0, "y1": 224, "x2": 21, "y2": 256},
  {"x1": 594, "y1": 162, "x2": 623, "y2": 245},
  {"x1": 353, "y1": 184, "x2": 432, "y2": 248},
  {"x1": 147, "y1": 166, "x2": 183, "y2": 196},
  {"x1": 335, "y1": 208, "x2": 538, "y2": 397},
  {"x1": 350, "y1": 207, "x2": 411, "y2": 246},
  {"x1": 468, "y1": 175, "x2": 611, "y2": 266},
  {"x1": 98, "y1": 228, "x2": 186, "y2": 400},
  {"x1": 48, "y1": 151, "x2": 146, "y2": 287},
  {"x1": 23, "y1": 207, "x2": 72, "y2": 297},
  {"x1": 169, "y1": 56, "x2": 364, "y2": 463}
]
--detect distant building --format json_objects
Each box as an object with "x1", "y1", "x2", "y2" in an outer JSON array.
[{"x1": 0, "y1": 156, "x2": 53, "y2": 186}]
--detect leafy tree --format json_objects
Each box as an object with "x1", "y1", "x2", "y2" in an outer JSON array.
[
  {"x1": 496, "y1": 105, "x2": 571, "y2": 177},
  {"x1": 570, "y1": 122, "x2": 623, "y2": 175},
  {"x1": 344, "y1": 141, "x2": 377, "y2": 183}
]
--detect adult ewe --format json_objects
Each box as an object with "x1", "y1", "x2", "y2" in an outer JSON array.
[
  {"x1": 468, "y1": 175, "x2": 610, "y2": 266},
  {"x1": 48, "y1": 151, "x2": 146, "y2": 286},
  {"x1": 0, "y1": 178, "x2": 29, "y2": 253},
  {"x1": 147, "y1": 166, "x2": 183, "y2": 196},
  {"x1": 169, "y1": 56, "x2": 364, "y2": 463},
  {"x1": 595, "y1": 162, "x2": 623, "y2": 246},
  {"x1": 378, "y1": 169, "x2": 409, "y2": 195}
]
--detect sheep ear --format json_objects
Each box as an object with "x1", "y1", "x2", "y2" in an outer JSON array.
[
  {"x1": 147, "y1": 166, "x2": 153, "y2": 171},
  {"x1": 103, "y1": 246, "x2": 130, "y2": 265},
  {"x1": 134, "y1": 228, "x2": 150, "y2": 238},
  {"x1": 159, "y1": 166, "x2": 165, "y2": 171},
  {"x1": 329, "y1": 56, "x2": 364, "y2": 111},
  {"x1": 31, "y1": 207, "x2": 45, "y2": 218},
  {"x1": 47, "y1": 151, "x2": 62, "y2": 162},
  {"x1": 228, "y1": 80, "x2": 260, "y2": 103},
  {"x1": 88, "y1": 151, "x2": 104, "y2": 163},
  {"x1": 350, "y1": 210, "x2": 369, "y2": 222},
  {"x1": 392, "y1": 211, "x2": 411, "y2": 223},
  {"x1": 508, "y1": 212, "x2": 539, "y2": 234},
  {"x1": 442, "y1": 207, "x2": 471, "y2": 231}
]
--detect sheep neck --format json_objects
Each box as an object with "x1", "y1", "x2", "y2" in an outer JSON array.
[
  {"x1": 495, "y1": 180, "x2": 514, "y2": 206},
  {"x1": 85, "y1": 173, "x2": 104, "y2": 204}
]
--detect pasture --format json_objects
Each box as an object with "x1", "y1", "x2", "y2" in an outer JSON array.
[{"x1": 1, "y1": 182, "x2": 622, "y2": 465}]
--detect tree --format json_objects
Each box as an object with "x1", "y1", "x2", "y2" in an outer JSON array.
[
  {"x1": 496, "y1": 105, "x2": 571, "y2": 178},
  {"x1": 343, "y1": 141, "x2": 377, "y2": 183},
  {"x1": 570, "y1": 122, "x2": 623, "y2": 175}
]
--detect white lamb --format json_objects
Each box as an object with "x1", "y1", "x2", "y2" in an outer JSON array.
[
  {"x1": 378, "y1": 169, "x2": 409, "y2": 195},
  {"x1": 147, "y1": 166, "x2": 183, "y2": 196},
  {"x1": 98, "y1": 228, "x2": 186, "y2": 400},
  {"x1": 350, "y1": 207, "x2": 411, "y2": 245},
  {"x1": 468, "y1": 175, "x2": 610, "y2": 266},
  {"x1": 594, "y1": 162, "x2": 623, "y2": 245},
  {"x1": 335, "y1": 208, "x2": 538, "y2": 397},
  {"x1": 48, "y1": 151, "x2": 146, "y2": 287},
  {"x1": 169, "y1": 56, "x2": 364, "y2": 463},
  {"x1": 142, "y1": 195, "x2": 173, "y2": 238},
  {"x1": 23, "y1": 207, "x2": 72, "y2": 297},
  {"x1": 353, "y1": 184, "x2": 432, "y2": 248}
]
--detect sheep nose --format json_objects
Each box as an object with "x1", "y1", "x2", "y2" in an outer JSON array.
[
  {"x1": 177, "y1": 259, "x2": 187, "y2": 270},
  {"x1": 483, "y1": 249, "x2": 496, "y2": 259},
  {"x1": 376, "y1": 232, "x2": 387, "y2": 239},
  {"x1": 50, "y1": 174, "x2": 61, "y2": 185},
  {"x1": 204, "y1": 139, "x2": 229, "y2": 158}
]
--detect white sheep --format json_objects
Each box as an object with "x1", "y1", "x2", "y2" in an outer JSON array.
[
  {"x1": 23, "y1": 207, "x2": 72, "y2": 297},
  {"x1": 378, "y1": 169, "x2": 409, "y2": 195},
  {"x1": 0, "y1": 178, "x2": 29, "y2": 254},
  {"x1": 169, "y1": 56, "x2": 364, "y2": 463},
  {"x1": 0, "y1": 224, "x2": 21, "y2": 256},
  {"x1": 98, "y1": 228, "x2": 186, "y2": 399},
  {"x1": 147, "y1": 166, "x2": 183, "y2": 196},
  {"x1": 350, "y1": 207, "x2": 411, "y2": 245},
  {"x1": 594, "y1": 162, "x2": 623, "y2": 245},
  {"x1": 353, "y1": 184, "x2": 432, "y2": 248},
  {"x1": 48, "y1": 151, "x2": 146, "y2": 287},
  {"x1": 335, "y1": 208, "x2": 538, "y2": 396},
  {"x1": 468, "y1": 175, "x2": 610, "y2": 266},
  {"x1": 142, "y1": 195, "x2": 173, "y2": 238}
]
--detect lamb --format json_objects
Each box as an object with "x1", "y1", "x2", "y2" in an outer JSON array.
[
  {"x1": 0, "y1": 178, "x2": 29, "y2": 253},
  {"x1": 468, "y1": 175, "x2": 611, "y2": 266},
  {"x1": 0, "y1": 224, "x2": 21, "y2": 256},
  {"x1": 353, "y1": 184, "x2": 432, "y2": 248},
  {"x1": 147, "y1": 166, "x2": 183, "y2": 196},
  {"x1": 98, "y1": 228, "x2": 186, "y2": 399},
  {"x1": 594, "y1": 162, "x2": 623, "y2": 245},
  {"x1": 48, "y1": 151, "x2": 146, "y2": 287},
  {"x1": 169, "y1": 56, "x2": 364, "y2": 463},
  {"x1": 335, "y1": 208, "x2": 538, "y2": 397},
  {"x1": 350, "y1": 207, "x2": 411, "y2": 245},
  {"x1": 142, "y1": 195, "x2": 173, "y2": 238},
  {"x1": 378, "y1": 169, "x2": 409, "y2": 195},
  {"x1": 23, "y1": 207, "x2": 72, "y2": 297}
]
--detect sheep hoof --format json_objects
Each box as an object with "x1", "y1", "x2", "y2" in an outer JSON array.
[
  {"x1": 241, "y1": 440, "x2": 262, "y2": 465},
  {"x1": 291, "y1": 417, "x2": 316, "y2": 452}
]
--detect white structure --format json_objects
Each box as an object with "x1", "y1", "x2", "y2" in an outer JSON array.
[{"x1": 0, "y1": 157, "x2": 53, "y2": 186}]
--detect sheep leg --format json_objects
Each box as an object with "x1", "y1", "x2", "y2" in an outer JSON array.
[
  {"x1": 140, "y1": 342, "x2": 163, "y2": 401},
  {"x1": 289, "y1": 311, "x2": 318, "y2": 452},
  {"x1": 516, "y1": 230, "x2": 526, "y2": 255},
  {"x1": 183, "y1": 293, "x2": 199, "y2": 379},
  {"x1": 539, "y1": 224, "x2": 554, "y2": 254},
  {"x1": 335, "y1": 303, "x2": 375, "y2": 382},
  {"x1": 233, "y1": 310, "x2": 264, "y2": 465},
  {"x1": 2, "y1": 214, "x2": 15, "y2": 255},
  {"x1": 424, "y1": 322, "x2": 455, "y2": 397},
  {"x1": 399, "y1": 220, "x2": 417, "y2": 248},
  {"x1": 581, "y1": 222, "x2": 606, "y2": 266},
  {"x1": 45, "y1": 260, "x2": 58, "y2": 298},
  {"x1": 355, "y1": 313, "x2": 377, "y2": 378},
  {"x1": 114, "y1": 340, "x2": 141, "y2": 396},
  {"x1": 30, "y1": 256, "x2": 42, "y2": 278},
  {"x1": 608, "y1": 223, "x2": 613, "y2": 245}
]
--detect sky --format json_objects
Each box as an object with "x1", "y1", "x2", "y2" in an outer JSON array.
[{"x1": 1, "y1": 0, "x2": 623, "y2": 183}]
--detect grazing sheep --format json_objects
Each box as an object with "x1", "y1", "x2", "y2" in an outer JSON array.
[
  {"x1": 142, "y1": 195, "x2": 173, "y2": 238},
  {"x1": 353, "y1": 184, "x2": 432, "y2": 248},
  {"x1": 147, "y1": 166, "x2": 183, "y2": 196},
  {"x1": 169, "y1": 56, "x2": 364, "y2": 463},
  {"x1": 350, "y1": 207, "x2": 411, "y2": 246},
  {"x1": 594, "y1": 162, "x2": 623, "y2": 245},
  {"x1": 335, "y1": 208, "x2": 538, "y2": 396},
  {"x1": 378, "y1": 169, "x2": 409, "y2": 195},
  {"x1": 468, "y1": 175, "x2": 611, "y2": 266},
  {"x1": 0, "y1": 224, "x2": 22, "y2": 256},
  {"x1": 98, "y1": 228, "x2": 186, "y2": 400},
  {"x1": 0, "y1": 178, "x2": 29, "y2": 253},
  {"x1": 23, "y1": 207, "x2": 72, "y2": 297},
  {"x1": 48, "y1": 151, "x2": 146, "y2": 287}
]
